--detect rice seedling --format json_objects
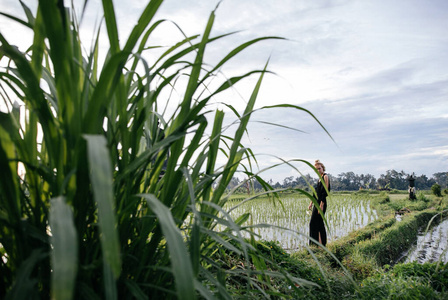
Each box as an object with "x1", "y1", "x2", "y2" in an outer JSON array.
[
  {"x1": 225, "y1": 194, "x2": 379, "y2": 250},
  {"x1": 0, "y1": 1, "x2": 332, "y2": 299}
]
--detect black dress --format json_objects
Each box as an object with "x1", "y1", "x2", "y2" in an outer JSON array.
[{"x1": 309, "y1": 173, "x2": 330, "y2": 246}]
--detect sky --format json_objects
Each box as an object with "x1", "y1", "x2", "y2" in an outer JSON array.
[{"x1": 1, "y1": 0, "x2": 447, "y2": 183}]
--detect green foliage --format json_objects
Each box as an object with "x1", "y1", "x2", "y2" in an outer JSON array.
[
  {"x1": 227, "y1": 193, "x2": 447, "y2": 298},
  {"x1": 49, "y1": 197, "x2": 78, "y2": 300},
  {"x1": 252, "y1": 241, "x2": 356, "y2": 299},
  {"x1": 255, "y1": 240, "x2": 322, "y2": 283},
  {"x1": 357, "y1": 211, "x2": 437, "y2": 266},
  {"x1": 432, "y1": 183, "x2": 442, "y2": 197},
  {"x1": 351, "y1": 262, "x2": 448, "y2": 299},
  {"x1": 1, "y1": 2, "x2": 446, "y2": 298},
  {"x1": 208, "y1": 239, "x2": 325, "y2": 298},
  {"x1": 291, "y1": 194, "x2": 448, "y2": 298},
  {"x1": 417, "y1": 191, "x2": 429, "y2": 202},
  {"x1": 0, "y1": 1, "x2": 326, "y2": 299},
  {"x1": 353, "y1": 189, "x2": 370, "y2": 195},
  {"x1": 392, "y1": 262, "x2": 448, "y2": 292},
  {"x1": 378, "y1": 191, "x2": 390, "y2": 204},
  {"x1": 272, "y1": 170, "x2": 444, "y2": 191},
  {"x1": 387, "y1": 197, "x2": 429, "y2": 212},
  {"x1": 357, "y1": 272, "x2": 446, "y2": 299},
  {"x1": 342, "y1": 248, "x2": 381, "y2": 280}
]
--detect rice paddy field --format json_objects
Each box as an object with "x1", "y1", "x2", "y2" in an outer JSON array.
[{"x1": 224, "y1": 193, "x2": 379, "y2": 250}]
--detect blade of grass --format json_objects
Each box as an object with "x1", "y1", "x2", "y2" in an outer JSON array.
[
  {"x1": 49, "y1": 196, "x2": 78, "y2": 300},
  {"x1": 4, "y1": 249, "x2": 47, "y2": 300},
  {"x1": 199, "y1": 37, "x2": 284, "y2": 86},
  {"x1": 0, "y1": 112, "x2": 21, "y2": 225},
  {"x1": 181, "y1": 167, "x2": 202, "y2": 277},
  {"x1": 212, "y1": 61, "x2": 268, "y2": 203},
  {"x1": 140, "y1": 193, "x2": 196, "y2": 300},
  {"x1": 101, "y1": 0, "x2": 120, "y2": 54},
  {"x1": 123, "y1": 0, "x2": 163, "y2": 53},
  {"x1": 84, "y1": 134, "x2": 121, "y2": 279},
  {"x1": 259, "y1": 103, "x2": 335, "y2": 143},
  {"x1": 0, "y1": 33, "x2": 60, "y2": 170}
]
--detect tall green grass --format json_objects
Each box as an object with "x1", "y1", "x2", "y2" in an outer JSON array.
[{"x1": 0, "y1": 1, "x2": 330, "y2": 299}]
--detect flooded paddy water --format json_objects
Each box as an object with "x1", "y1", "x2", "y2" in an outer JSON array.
[
  {"x1": 223, "y1": 194, "x2": 378, "y2": 251},
  {"x1": 403, "y1": 218, "x2": 448, "y2": 264}
]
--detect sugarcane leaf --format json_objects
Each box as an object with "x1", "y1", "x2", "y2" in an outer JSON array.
[
  {"x1": 5, "y1": 249, "x2": 47, "y2": 300},
  {"x1": 212, "y1": 62, "x2": 268, "y2": 203},
  {"x1": 123, "y1": 0, "x2": 163, "y2": 53},
  {"x1": 101, "y1": 0, "x2": 120, "y2": 53},
  {"x1": 49, "y1": 196, "x2": 78, "y2": 300},
  {"x1": 0, "y1": 112, "x2": 20, "y2": 223},
  {"x1": 199, "y1": 36, "x2": 284, "y2": 85},
  {"x1": 84, "y1": 134, "x2": 121, "y2": 279},
  {"x1": 140, "y1": 193, "x2": 196, "y2": 300}
]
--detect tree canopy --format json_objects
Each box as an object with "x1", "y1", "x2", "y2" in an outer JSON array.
[{"x1": 229, "y1": 170, "x2": 447, "y2": 192}]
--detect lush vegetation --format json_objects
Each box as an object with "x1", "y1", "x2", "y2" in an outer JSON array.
[
  {"x1": 1, "y1": 1, "x2": 447, "y2": 299},
  {"x1": 229, "y1": 170, "x2": 448, "y2": 192},
  {"x1": 287, "y1": 191, "x2": 448, "y2": 298},
  {"x1": 293, "y1": 192, "x2": 448, "y2": 299},
  {"x1": 214, "y1": 189, "x2": 448, "y2": 299},
  {"x1": 432, "y1": 183, "x2": 442, "y2": 197},
  {"x1": 249, "y1": 240, "x2": 448, "y2": 299},
  {"x1": 0, "y1": 1, "x2": 332, "y2": 299},
  {"x1": 222, "y1": 189, "x2": 448, "y2": 298}
]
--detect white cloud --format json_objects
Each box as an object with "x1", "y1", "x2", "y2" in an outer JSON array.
[{"x1": 1, "y1": 0, "x2": 447, "y2": 182}]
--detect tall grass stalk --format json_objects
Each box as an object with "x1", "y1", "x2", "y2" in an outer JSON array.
[{"x1": 0, "y1": 1, "x2": 330, "y2": 298}]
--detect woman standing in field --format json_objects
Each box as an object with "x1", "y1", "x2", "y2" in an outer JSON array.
[{"x1": 308, "y1": 160, "x2": 330, "y2": 246}]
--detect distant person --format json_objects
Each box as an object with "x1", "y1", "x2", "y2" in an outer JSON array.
[{"x1": 308, "y1": 160, "x2": 330, "y2": 246}]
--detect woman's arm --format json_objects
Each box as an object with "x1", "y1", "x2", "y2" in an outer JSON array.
[{"x1": 320, "y1": 174, "x2": 329, "y2": 212}]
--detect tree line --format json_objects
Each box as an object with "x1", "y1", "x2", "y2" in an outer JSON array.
[{"x1": 229, "y1": 170, "x2": 447, "y2": 192}]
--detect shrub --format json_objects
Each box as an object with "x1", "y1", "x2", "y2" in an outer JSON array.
[
  {"x1": 417, "y1": 191, "x2": 429, "y2": 202},
  {"x1": 432, "y1": 184, "x2": 442, "y2": 197},
  {"x1": 355, "y1": 189, "x2": 370, "y2": 195},
  {"x1": 378, "y1": 191, "x2": 390, "y2": 204}
]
